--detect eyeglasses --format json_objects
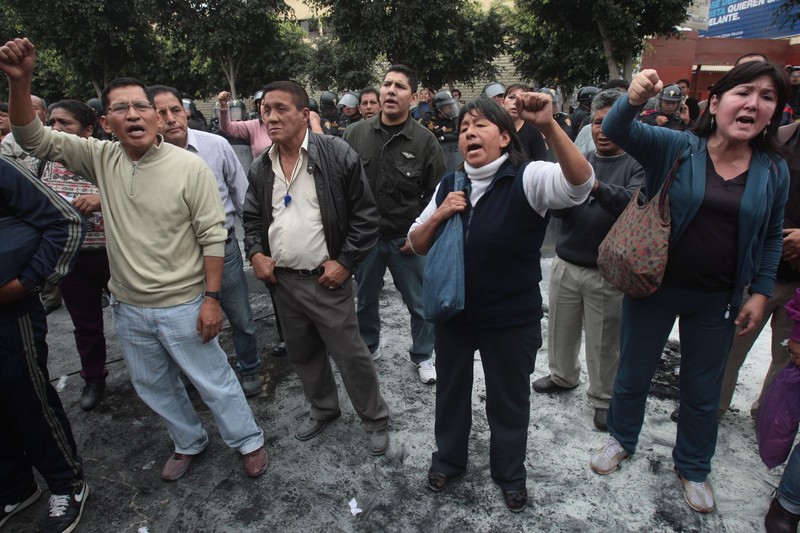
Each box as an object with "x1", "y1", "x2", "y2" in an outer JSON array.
[{"x1": 107, "y1": 101, "x2": 154, "y2": 115}]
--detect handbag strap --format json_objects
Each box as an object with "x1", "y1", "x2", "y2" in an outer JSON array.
[{"x1": 657, "y1": 146, "x2": 691, "y2": 211}]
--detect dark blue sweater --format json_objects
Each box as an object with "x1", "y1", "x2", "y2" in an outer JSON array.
[{"x1": 435, "y1": 160, "x2": 548, "y2": 328}]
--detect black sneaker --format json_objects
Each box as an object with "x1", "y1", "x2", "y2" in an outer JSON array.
[
  {"x1": 45, "y1": 482, "x2": 88, "y2": 533},
  {"x1": 1, "y1": 482, "x2": 41, "y2": 528}
]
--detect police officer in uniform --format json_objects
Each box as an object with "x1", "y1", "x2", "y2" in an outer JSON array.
[
  {"x1": 539, "y1": 88, "x2": 572, "y2": 135},
  {"x1": 420, "y1": 90, "x2": 462, "y2": 172},
  {"x1": 319, "y1": 90, "x2": 339, "y2": 136},
  {"x1": 568, "y1": 86, "x2": 599, "y2": 140},
  {"x1": 337, "y1": 91, "x2": 362, "y2": 135},
  {"x1": 639, "y1": 84, "x2": 691, "y2": 130}
]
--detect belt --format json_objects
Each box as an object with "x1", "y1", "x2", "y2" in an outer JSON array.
[
  {"x1": 274, "y1": 266, "x2": 325, "y2": 276},
  {"x1": 225, "y1": 227, "x2": 235, "y2": 244}
]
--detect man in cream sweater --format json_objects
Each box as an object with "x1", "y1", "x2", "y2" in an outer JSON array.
[{"x1": 0, "y1": 38, "x2": 267, "y2": 483}]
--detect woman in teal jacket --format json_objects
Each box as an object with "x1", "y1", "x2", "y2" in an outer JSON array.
[{"x1": 589, "y1": 61, "x2": 790, "y2": 514}]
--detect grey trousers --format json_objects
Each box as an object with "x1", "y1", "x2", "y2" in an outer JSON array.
[
  {"x1": 274, "y1": 272, "x2": 390, "y2": 432},
  {"x1": 719, "y1": 281, "x2": 798, "y2": 414},
  {"x1": 547, "y1": 256, "x2": 622, "y2": 408}
]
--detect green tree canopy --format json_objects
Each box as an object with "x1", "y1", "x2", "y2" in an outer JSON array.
[
  {"x1": 309, "y1": 0, "x2": 506, "y2": 90},
  {"x1": 510, "y1": 0, "x2": 693, "y2": 91}
]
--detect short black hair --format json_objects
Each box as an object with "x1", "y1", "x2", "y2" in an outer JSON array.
[
  {"x1": 735, "y1": 52, "x2": 768, "y2": 65},
  {"x1": 49, "y1": 100, "x2": 97, "y2": 130},
  {"x1": 263, "y1": 81, "x2": 310, "y2": 111},
  {"x1": 148, "y1": 85, "x2": 183, "y2": 103},
  {"x1": 101, "y1": 77, "x2": 154, "y2": 114},
  {"x1": 359, "y1": 86, "x2": 380, "y2": 104},
  {"x1": 601, "y1": 79, "x2": 630, "y2": 91},
  {"x1": 385, "y1": 65, "x2": 418, "y2": 93},
  {"x1": 675, "y1": 78, "x2": 691, "y2": 87},
  {"x1": 0, "y1": 102, "x2": 7, "y2": 112}
]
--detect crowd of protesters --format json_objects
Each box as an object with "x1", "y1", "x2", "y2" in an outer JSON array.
[{"x1": 2, "y1": 35, "x2": 800, "y2": 532}]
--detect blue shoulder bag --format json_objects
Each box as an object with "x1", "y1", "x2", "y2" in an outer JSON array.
[{"x1": 422, "y1": 172, "x2": 466, "y2": 324}]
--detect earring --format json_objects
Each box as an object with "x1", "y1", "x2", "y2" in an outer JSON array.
[
  {"x1": 710, "y1": 114, "x2": 716, "y2": 129},
  {"x1": 763, "y1": 128, "x2": 768, "y2": 140}
]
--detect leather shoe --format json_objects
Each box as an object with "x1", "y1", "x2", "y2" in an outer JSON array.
[
  {"x1": 532, "y1": 375, "x2": 577, "y2": 394},
  {"x1": 427, "y1": 468, "x2": 454, "y2": 492},
  {"x1": 766, "y1": 497, "x2": 800, "y2": 532},
  {"x1": 162, "y1": 451, "x2": 201, "y2": 481},
  {"x1": 367, "y1": 429, "x2": 389, "y2": 456},
  {"x1": 593, "y1": 408, "x2": 608, "y2": 431},
  {"x1": 271, "y1": 341, "x2": 287, "y2": 357},
  {"x1": 503, "y1": 488, "x2": 528, "y2": 513},
  {"x1": 295, "y1": 413, "x2": 340, "y2": 441},
  {"x1": 242, "y1": 447, "x2": 268, "y2": 478},
  {"x1": 79, "y1": 379, "x2": 106, "y2": 411}
]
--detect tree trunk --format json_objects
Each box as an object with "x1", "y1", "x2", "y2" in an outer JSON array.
[
  {"x1": 622, "y1": 53, "x2": 634, "y2": 81},
  {"x1": 595, "y1": 18, "x2": 620, "y2": 80}
]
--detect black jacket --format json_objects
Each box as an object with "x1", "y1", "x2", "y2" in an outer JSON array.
[
  {"x1": 343, "y1": 114, "x2": 446, "y2": 238},
  {"x1": 242, "y1": 132, "x2": 379, "y2": 271}
]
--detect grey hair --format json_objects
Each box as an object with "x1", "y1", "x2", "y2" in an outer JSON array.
[{"x1": 590, "y1": 88, "x2": 625, "y2": 120}]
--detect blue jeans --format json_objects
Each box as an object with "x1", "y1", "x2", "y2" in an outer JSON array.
[
  {"x1": 356, "y1": 238, "x2": 434, "y2": 364},
  {"x1": 112, "y1": 294, "x2": 263, "y2": 454},
  {"x1": 607, "y1": 285, "x2": 735, "y2": 482},
  {"x1": 779, "y1": 444, "x2": 800, "y2": 514},
  {"x1": 221, "y1": 237, "x2": 260, "y2": 375}
]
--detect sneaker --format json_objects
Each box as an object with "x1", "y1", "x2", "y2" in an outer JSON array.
[
  {"x1": 1, "y1": 482, "x2": 41, "y2": 528},
  {"x1": 241, "y1": 372, "x2": 262, "y2": 398},
  {"x1": 271, "y1": 341, "x2": 287, "y2": 357},
  {"x1": 45, "y1": 482, "x2": 88, "y2": 533},
  {"x1": 371, "y1": 347, "x2": 382, "y2": 361},
  {"x1": 590, "y1": 435, "x2": 629, "y2": 475},
  {"x1": 418, "y1": 359, "x2": 436, "y2": 384},
  {"x1": 79, "y1": 379, "x2": 106, "y2": 411},
  {"x1": 678, "y1": 474, "x2": 714, "y2": 513}
]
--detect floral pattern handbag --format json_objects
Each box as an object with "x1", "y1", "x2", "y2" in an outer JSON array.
[{"x1": 597, "y1": 150, "x2": 685, "y2": 298}]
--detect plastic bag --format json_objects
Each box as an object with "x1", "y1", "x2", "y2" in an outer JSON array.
[{"x1": 756, "y1": 362, "x2": 800, "y2": 469}]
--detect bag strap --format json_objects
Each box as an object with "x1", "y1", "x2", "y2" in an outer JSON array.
[{"x1": 657, "y1": 146, "x2": 691, "y2": 211}]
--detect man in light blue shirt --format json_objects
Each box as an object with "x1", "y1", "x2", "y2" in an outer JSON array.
[{"x1": 151, "y1": 85, "x2": 262, "y2": 397}]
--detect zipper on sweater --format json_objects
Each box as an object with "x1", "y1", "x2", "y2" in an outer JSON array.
[
  {"x1": 724, "y1": 303, "x2": 731, "y2": 319},
  {"x1": 130, "y1": 161, "x2": 138, "y2": 195}
]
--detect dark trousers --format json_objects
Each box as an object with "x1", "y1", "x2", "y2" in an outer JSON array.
[
  {"x1": 59, "y1": 250, "x2": 110, "y2": 382},
  {"x1": 607, "y1": 285, "x2": 736, "y2": 482},
  {"x1": 0, "y1": 297, "x2": 83, "y2": 504},
  {"x1": 432, "y1": 314, "x2": 540, "y2": 490},
  {"x1": 274, "y1": 273, "x2": 389, "y2": 431}
]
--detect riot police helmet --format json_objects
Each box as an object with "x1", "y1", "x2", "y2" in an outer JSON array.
[
  {"x1": 576, "y1": 86, "x2": 600, "y2": 105},
  {"x1": 658, "y1": 84, "x2": 683, "y2": 103},
  {"x1": 538, "y1": 88, "x2": 561, "y2": 109},
  {"x1": 338, "y1": 92, "x2": 359, "y2": 110},
  {"x1": 433, "y1": 90, "x2": 459, "y2": 120},
  {"x1": 481, "y1": 82, "x2": 506, "y2": 100},
  {"x1": 320, "y1": 91, "x2": 338, "y2": 108},
  {"x1": 308, "y1": 98, "x2": 319, "y2": 114}
]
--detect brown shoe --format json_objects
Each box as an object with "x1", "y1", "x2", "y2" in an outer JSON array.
[
  {"x1": 242, "y1": 447, "x2": 268, "y2": 478},
  {"x1": 161, "y1": 452, "x2": 197, "y2": 481},
  {"x1": 531, "y1": 375, "x2": 577, "y2": 394}
]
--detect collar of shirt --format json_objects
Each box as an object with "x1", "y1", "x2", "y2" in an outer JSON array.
[{"x1": 268, "y1": 129, "x2": 310, "y2": 183}]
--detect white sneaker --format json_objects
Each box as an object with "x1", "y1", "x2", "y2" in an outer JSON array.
[
  {"x1": 679, "y1": 475, "x2": 714, "y2": 513},
  {"x1": 418, "y1": 359, "x2": 436, "y2": 384},
  {"x1": 371, "y1": 348, "x2": 381, "y2": 361},
  {"x1": 590, "y1": 435, "x2": 629, "y2": 475}
]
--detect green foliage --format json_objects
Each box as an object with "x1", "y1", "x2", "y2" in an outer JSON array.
[
  {"x1": 309, "y1": 0, "x2": 506, "y2": 90},
  {"x1": 510, "y1": 0, "x2": 692, "y2": 90},
  {"x1": 306, "y1": 36, "x2": 382, "y2": 92},
  {"x1": 4, "y1": 0, "x2": 162, "y2": 96},
  {"x1": 154, "y1": 0, "x2": 310, "y2": 100}
]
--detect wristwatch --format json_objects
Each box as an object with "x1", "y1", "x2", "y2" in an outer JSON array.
[{"x1": 204, "y1": 291, "x2": 222, "y2": 300}]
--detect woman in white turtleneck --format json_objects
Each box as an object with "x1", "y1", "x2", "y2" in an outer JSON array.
[{"x1": 408, "y1": 95, "x2": 594, "y2": 512}]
